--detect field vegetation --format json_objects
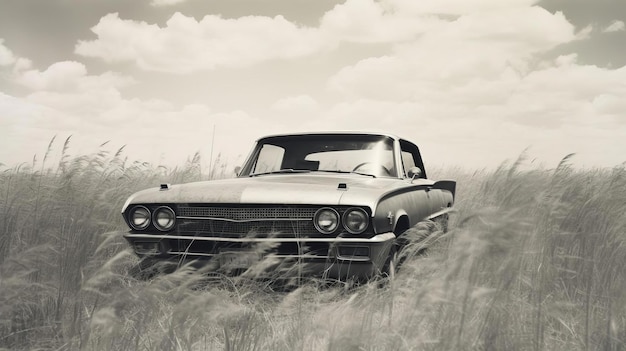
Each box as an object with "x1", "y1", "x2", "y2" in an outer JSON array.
[{"x1": 1, "y1": 137, "x2": 625, "y2": 350}]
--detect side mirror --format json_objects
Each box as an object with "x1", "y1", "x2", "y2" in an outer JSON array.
[
  {"x1": 407, "y1": 167, "x2": 422, "y2": 179},
  {"x1": 234, "y1": 166, "x2": 242, "y2": 176}
]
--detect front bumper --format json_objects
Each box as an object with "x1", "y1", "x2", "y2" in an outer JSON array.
[{"x1": 123, "y1": 232, "x2": 396, "y2": 280}]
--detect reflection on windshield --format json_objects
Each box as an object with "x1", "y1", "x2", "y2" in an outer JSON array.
[{"x1": 245, "y1": 135, "x2": 396, "y2": 178}]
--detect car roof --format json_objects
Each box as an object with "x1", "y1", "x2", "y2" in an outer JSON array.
[{"x1": 256, "y1": 131, "x2": 403, "y2": 142}]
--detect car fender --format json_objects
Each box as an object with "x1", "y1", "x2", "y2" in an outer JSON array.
[{"x1": 372, "y1": 186, "x2": 432, "y2": 234}]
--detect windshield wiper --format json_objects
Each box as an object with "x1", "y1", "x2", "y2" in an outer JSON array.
[
  {"x1": 249, "y1": 169, "x2": 311, "y2": 177},
  {"x1": 313, "y1": 170, "x2": 376, "y2": 178}
]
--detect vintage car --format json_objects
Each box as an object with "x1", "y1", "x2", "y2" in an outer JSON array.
[{"x1": 121, "y1": 132, "x2": 456, "y2": 281}]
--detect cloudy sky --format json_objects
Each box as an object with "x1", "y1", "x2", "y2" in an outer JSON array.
[{"x1": 1, "y1": 0, "x2": 625, "y2": 172}]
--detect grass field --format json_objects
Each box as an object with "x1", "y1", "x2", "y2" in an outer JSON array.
[{"x1": 1, "y1": 140, "x2": 625, "y2": 350}]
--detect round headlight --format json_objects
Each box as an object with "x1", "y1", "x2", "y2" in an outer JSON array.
[
  {"x1": 129, "y1": 206, "x2": 151, "y2": 230},
  {"x1": 342, "y1": 208, "x2": 369, "y2": 234},
  {"x1": 314, "y1": 208, "x2": 339, "y2": 234},
  {"x1": 153, "y1": 206, "x2": 176, "y2": 231}
]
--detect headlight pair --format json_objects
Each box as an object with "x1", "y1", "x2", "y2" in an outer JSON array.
[
  {"x1": 128, "y1": 205, "x2": 176, "y2": 231},
  {"x1": 313, "y1": 207, "x2": 369, "y2": 235}
]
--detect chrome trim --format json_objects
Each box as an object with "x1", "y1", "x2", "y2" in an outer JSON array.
[
  {"x1": 313, "y1": 207, "x2": 340, "y2": 234},
  {"x1": 167, "y1": 251, "x2": 216, "y2": 257},
  {"x1": 176, "y1": 216, "x2": 311, "y2": 223},
  {"x1": 341, "y1": 207, "x2": 369, "y2": 234},
  {"x1": 426, "y1": 207, "x2": 457, "y2": 220},
  {"x1": 336, "y1": 256, "x2": 370, "y2": 262},
  {"x1": 153, "y1": 206, "x2": 176, "y2": 231},
  {"x1": 266, "y1": 254, "x2": 331, "y2": 259},
  {"x1": 161, "y1": 252, "x2": 367, "y2": 261},
  {"x1": 121, "y1": 197, "x2": 132, "y2": 214},
  {"x1": 164, "y1": 252, "x2": 334, "y2": 259},
  {"x1": 125, "y1": 232, "x2": 396, "y2": 243},
  {"x1": 129, "y1": 205, "x2": 151, "y2": 230}
]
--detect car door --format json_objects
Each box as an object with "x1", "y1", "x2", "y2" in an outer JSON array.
[{"x1": 377, "y1": 140, "x2": 430, "y2": 227}]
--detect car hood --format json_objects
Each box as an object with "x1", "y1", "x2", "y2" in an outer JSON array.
[{"x1": 124, "y1": 174, "x2": 433, "y2": 211}]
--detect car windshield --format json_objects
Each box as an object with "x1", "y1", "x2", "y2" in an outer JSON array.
[{"x1": 242, "y1": 134, "x2": 396, "y2": 178}]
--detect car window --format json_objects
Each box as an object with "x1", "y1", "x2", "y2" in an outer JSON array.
[
  {"x1": 242, "y1": 134, "x2": 397, "y2": 177},
  {"x1": 401, "y1": 151, "x2": 416, "y2": 177},
  {"x1": 399, "y1": 139, "x2": 426, "y2": 178},
  {"x1": 252, "y1": 144, "x2": 285, "y2": 174},
  {"x1": 305, "y1": 149, "x2": 395, "y2": 176}
]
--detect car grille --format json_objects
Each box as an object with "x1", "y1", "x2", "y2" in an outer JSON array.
[
  {"x1": 178, "y1": 206, "x2": 316, "y2": 221},
  {"x1": 176, "y1": 205, "x2": 319, "y2": 237},
  {"x1": 177, "y1": 219, "x2": 316, "y2": 237}
]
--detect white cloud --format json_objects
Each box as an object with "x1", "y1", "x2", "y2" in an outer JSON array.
[
  {"x1": 271, "y1": 95, "x2": 319, "y2": 112},
  {"x1": 4, "y1": 1, "x2": 626, "y2": 170},
  {"x1": 306, "y1": 93, "x2": 624, "y2": 168},
  {"x1": 1, "y1": 87, "x2": 263, "y2": 169},
  {"x1": 150, "y1": 0, "x2": 187, "y2": 7},
  {"x1": 318, "y1": 4, "x2": 625, "y2": 168},
  {"x1": 603, "y1": 20, "x2": 625, "y2": 33},
  {"x1": 319, "y1": 0, "x2": 444, "y2": 43},
  {"x1": 329, "y1": 7, "x2": 577, "y2": 103},
  {"x1": 387, "y1": 0, "x2": 539, "y2": 16},
  {"x1": 75, "y1": 12, "x2": 329, "y2": 73},
  {"x1": 0, "y1": 39, "x2": 17, "y2": 66},
  {"x1": 269, "y1": 95, "x2": 320, "y2": 124},
  {"x1": 11, "y1": 61, "x2": 137, "y2": 122},
  {"x1": 16, "y1": 61, "x2": 133, "y2": 92},
  {"x1": 1, "y1": 53, "x2": 266, "y2": 169},
  {"x1": 328, "y1": 48, "x2": 626, "y2": 129},
  {"x1": 75, "y1": 0, "x2": 553, "y2": 73},
  {"x1": 592, "y1": 94, "x2": 626, "y2": 115}
]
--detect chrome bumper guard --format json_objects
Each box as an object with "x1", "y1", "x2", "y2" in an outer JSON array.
[{"x1": 124, "y1": 232, "x2": 396, "y2": 261}]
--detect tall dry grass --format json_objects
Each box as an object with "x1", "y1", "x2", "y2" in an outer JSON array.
[{"x1": 0, "y1": 139, "x2": 624, "y2": 350}]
